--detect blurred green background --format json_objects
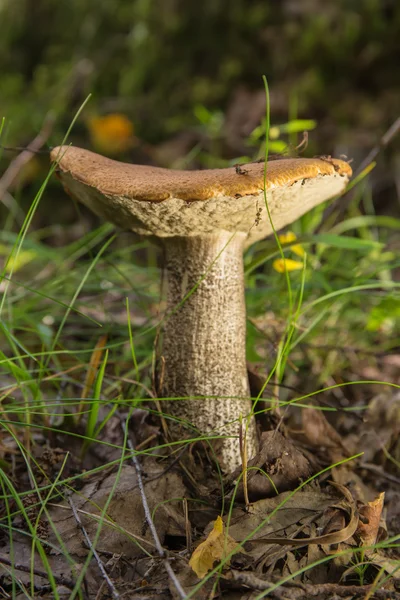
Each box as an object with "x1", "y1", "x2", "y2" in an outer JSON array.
[{"x1": 1, "y1": 0, "x2": 399, "y2": 205}]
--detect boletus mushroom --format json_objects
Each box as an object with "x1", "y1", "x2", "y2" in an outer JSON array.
[{"x1": 51, "y1": 146, "x2": 351, "y2": 472}]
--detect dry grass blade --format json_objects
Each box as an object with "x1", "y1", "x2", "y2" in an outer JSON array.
[{"x1": 78, "y1": 334, "x2": 108, "y2": 417}]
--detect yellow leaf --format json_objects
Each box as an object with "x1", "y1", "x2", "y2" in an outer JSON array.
[
  {"x1": 189, "y1": 516, "x2": 241, "y2": 579},
  {"x1": 273, "y1": 258, "x2": 304, "y2": 273},
  {"x1": 87, "y1": 113, "x2": 135, "y2": 154}
]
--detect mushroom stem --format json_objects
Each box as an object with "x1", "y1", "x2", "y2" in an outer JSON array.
[{"x1": 161, "y1": 230, "x2": 258, "y2": 472}]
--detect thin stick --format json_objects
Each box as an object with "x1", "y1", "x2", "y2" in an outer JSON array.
[
  {"x1": 118, "y1": 411, "x2": 187, "y2": 599},
  {"x1": 0, "y1": 554, "x2": 75, "y2": 589},
  {"x1": 239, "y1": 416, "x2": 249, "y2": 508},
  {"x1": 355, "y1": 116, "x2": 400, "y2": 177},
  {"x1": 68, "y1": 496, "x2": 120, "y2": 600},
  {"x1": 0, "y1": 112, "x2": 55, "y2": 200},
  {"x1": 226, "y1": 570, "x2": 398, "y2": 598},
  {"x1": 133, "y1": 444, "x2": 190, "y2": 488},
  {"x1": 358, "y1": 462, "x2": 400, "y2": 486}
]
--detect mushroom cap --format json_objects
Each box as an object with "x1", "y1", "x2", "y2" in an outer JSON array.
[{"x1": 51, "y1": 145, "x2": 352, "y2": 244}]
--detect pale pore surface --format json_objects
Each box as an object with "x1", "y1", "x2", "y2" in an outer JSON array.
[
  {"x1": 162, "y1": 232, "x2": 258, "y2": 471},
  {"x1": 61, "y1": 171, "x2": 348, "y2": 246}
]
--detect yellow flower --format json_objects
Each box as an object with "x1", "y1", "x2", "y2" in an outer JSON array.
[
  {"x1": 87, "y1": 114, "x2": 135, "y2": 154},
  {"x1": 278, "y1": 231, "x2": 297, "y2": 245},
  {"x1": 291, "y1": 243, "x2": 305, "y2": 257},
  {"x1": 278, "y1": 231, "x2": 305, "y2": 257},
  {"x1": 273, "y1": 258, "x2": 304, "y2": 273}
]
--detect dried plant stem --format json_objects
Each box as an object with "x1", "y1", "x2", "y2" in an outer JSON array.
[
  {"x1": 0, "y1": 554, "x2": 75, "y2": 589},
  {"x1": 0, "y1": 112, "x2": 55, "y2": 200},
  {"x1": 118, "y1": 412, "x2": 187, "y2": 599},
  {"x1": 68, "y1": 496, "x2": 120, "y2": 600}
]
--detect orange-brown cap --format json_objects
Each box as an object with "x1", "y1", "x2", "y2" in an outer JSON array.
[{"x1": 51, "y1": 145, "x2": 351, "y2": 243}]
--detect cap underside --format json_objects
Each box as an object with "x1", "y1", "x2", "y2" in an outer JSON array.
[{"x1": 52, "y1": 146, "x2": 351, "y2": 243}]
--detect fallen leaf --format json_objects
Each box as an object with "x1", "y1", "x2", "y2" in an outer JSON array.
[
  {"x1": 356, "y1": 492, "x2": 385, "y2": 547},
  {"x1": 224, "y1": 483, "x2": 358, "y2": 573},
  {"x1": 47, "y1": 463, "x2": 186, "y2": 559},
  {"x1": 189, "y1": 515, "x2": 241, "y2": 578},
  {"x1": 246, "y1": 483, "x2": 358, "y2": 548}
]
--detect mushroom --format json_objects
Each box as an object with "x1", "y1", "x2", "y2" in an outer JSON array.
[{"x1": 51, "y1": 146, "x2": 351, "y2": 472}]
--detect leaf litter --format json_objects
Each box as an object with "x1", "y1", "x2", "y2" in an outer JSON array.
[{"x1": 1, "y1": 384, "x2": 400, "y2": 598}]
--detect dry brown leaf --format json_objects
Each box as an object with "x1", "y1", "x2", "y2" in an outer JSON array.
[
  {"x1": 228, "y1": 489, "x2": 336, "y2": 551},
  {"x1": 247, "y1": 483, "x2": 358, "y2": 547},
  {"x1": 226, "y1": 430, "x2": 312, "y2": 501},
  {"x1": 224, "y1": 483, "x2": 359, "y2": 574},
  {"x1": 189, "y1": 516, "x2": 241, "y2": 579},
  {"x1": 356, "y1": 492, "x2": 385, "y2": 546},
  {"x1": 47, "y1": 463, "x2": 186, "y2": 559}
]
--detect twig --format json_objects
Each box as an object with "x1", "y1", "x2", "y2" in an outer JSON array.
[
  {"x1": 49, "y1": 501, "x2": 158, "y2": 549},
  {"x1": 0, "y1": 554, "x2": 75, "y2": 589},
  {"x1": 226, "y1": 570, "x2": 398, "y2": 598},
  {"x1": 68, "y1": 495, "x2": 121, "y2": 600},
  {"x1": 355, "y1": 116, "x2": 400, "y2": 177},
  {"x1": 135, "y1": 433, "x2": 158, "y2": 451},
  {"x1": 316, "y1": 115, "x2": 400, "y2": 230},
  {"x1": 118, "y1": 411, "x2": 187, "y2": 599},
  {"x1": 239, "y1": 416, "x2": 250, "y2": 508},
  {"x1": 295, "y1": 131, "x2": 309, "y2": 154},
  {"x1": 0, "y1": 145, "x2": 52, "y2": 154},
  {"x1": 132, "y1": 444, "x2": 189, "y2": 488},
  {"x1": 358, "y1": 462, "x2": 400, "y2": 486},
  {"x1": 0, "y1": 112, "x2": 55, "y2": 200},
  {"x1": 183, "y1": 497, "x2": 192, "y2": 553}
]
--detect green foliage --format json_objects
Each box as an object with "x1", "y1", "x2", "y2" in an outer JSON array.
[{"x1": 1, "y1": 0, "x2": 399, "y2": 149}]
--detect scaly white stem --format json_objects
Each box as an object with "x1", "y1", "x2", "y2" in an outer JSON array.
[{"x1": 161, "y1": 230, "x2": 258, "y2": 472}]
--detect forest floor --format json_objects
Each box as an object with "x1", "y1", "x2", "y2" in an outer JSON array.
[{"x1": 0, "y1": 110, "x2": 399, "y2": 599}]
